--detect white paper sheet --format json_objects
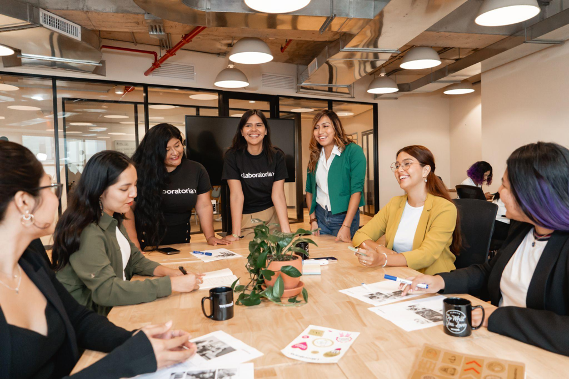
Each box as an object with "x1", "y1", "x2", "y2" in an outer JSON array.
[
  {"x1": 191, "y1": 249, "x2": 242, "y2": 263},
  {"x1": 137, "y1": 363, "x2": 254, "y2": 379},
  {"x1": 281, "y1": 325, "x2": 359, "y2": 364},
  {"x1": 368, "y1": 295, "x2": 446, "y2": 332},
  {"x1": 199, "y1": 268, "x2": 239, "y2": 290},
  {"x1": 338, "y1": 280, "x2": 421, "y2": 306}
]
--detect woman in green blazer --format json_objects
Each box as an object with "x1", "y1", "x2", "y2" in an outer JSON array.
[
  {"x1": 352, "y1": 145, "x2": 461, "y2": 275},
  {"x1": 306, "y1": 110, "x2": 366, "y2": 243},
  {"x1": 53, "y1": 151, "x2": 203, "y2": 316}
]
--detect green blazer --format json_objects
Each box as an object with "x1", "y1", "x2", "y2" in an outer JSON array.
[
  {"x1": 56, "y1": 213, "x2": 172, "y2": 316},
  {"x1": 305, "y1": 143, "x2": 366, "y2": 215}
]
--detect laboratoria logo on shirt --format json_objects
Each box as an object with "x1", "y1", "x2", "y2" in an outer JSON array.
[
  {"x1": 163, "y1": 188, "x2": 197, "y2": 195},
  {"x1": 241, "y1": 171, "x2": 274, "y2": 179}
]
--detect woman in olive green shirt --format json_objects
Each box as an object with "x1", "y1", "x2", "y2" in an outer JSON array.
[
  {"x1": 52, "y1": 151, "x2": 203, "y2": 316},
  {"x1": 305, "y1": 110, "x2": 366, "y2": 243}
]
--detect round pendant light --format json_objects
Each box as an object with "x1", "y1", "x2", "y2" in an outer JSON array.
[
  {"x1": 367, "y1": 69, "x2": 399, "y2": 94},
  {"x1": 214, "y1": 65, "x2": 249, "y2": 88},
  {"x1": 0, "y1": 83, "x2": 19, "y2": 91},
  {"x1": 444, "y1": 82, "x2": 475, "y2": 95},
  {"x1": 400, "y1": 47, "x2": 441, "y2": 70},
  {"x1": 0, "y1": 44, "x2": 15, "y2": 56},
  {"x1": 475, "y1": 0, "x2": 540, "y2": 26},
  {"x1": 229, "y1": 38, "x2": 273, "y2": 65},
  {"x1": 244, "y1": 0, "x2": 311, "y2": 14}
]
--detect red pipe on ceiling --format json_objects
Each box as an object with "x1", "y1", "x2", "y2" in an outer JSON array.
[
  {"x1": 101, "y1": 45, "x2": 158, "y2": 64},
  {"x1": 144, "y1": 26, "x2": 207, "y2": 76},
  {"x1": 281, "y1": 39, "x2": 293, "y2": 53}
]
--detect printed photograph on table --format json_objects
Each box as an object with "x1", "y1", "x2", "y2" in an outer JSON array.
[
  {"x1": 191, "y1": 248, "x2": 242, "y2": 262},
  {"x1": 339, "y1": 280, "x2": 421, "y2": 306},
  {"x1": 195, "y1": 337, "x2": 237, "y2": 360},
  {"x1": 369, "y1": 295, "x2": 446, "y2": 331}
]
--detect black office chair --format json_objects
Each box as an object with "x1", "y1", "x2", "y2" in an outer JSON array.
[
  {"x1": 452, "y1": 199, "x2": 498, "y2": 269},
  {"x1": 455, "y1": 185, "x2": 487, "y2": 201}
]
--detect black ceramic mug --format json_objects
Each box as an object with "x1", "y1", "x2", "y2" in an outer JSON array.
[
  {"x1": 201, "y1": 286, "x2": 234, "y2": 321},
  {"x1": 295, "y1": 241, "x2": 309, "y2": 260},
  {"x1": 443, "y1": 297, "x2": 485, "y2": 337}
]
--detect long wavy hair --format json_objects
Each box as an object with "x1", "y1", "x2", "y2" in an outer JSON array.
[
  {"x1": 467, "y1": 161, "x2": 493, "y2": 186},
  {"x1": 226, "y1": 109, "x2": 276, "y2": 162},
  {"x1": 397, "y1": 145, "x2": 462, "y2": 255},
  {"x1": 132, "y1": 123, "x2": 185, "y2": 249},
  {"x1": 307, "y1": 110, "x2": 354, "y2": 172},
  {"x1": 507, "y1": 142, "x2": 568, "y2": 231},
  {"x1": 51, "y1": 151, "x2": 133, "y2": 271}
]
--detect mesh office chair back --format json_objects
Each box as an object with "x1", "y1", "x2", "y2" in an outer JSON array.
[{"x1": 456, "y1": 185, "x2": 487, "y2": 200}]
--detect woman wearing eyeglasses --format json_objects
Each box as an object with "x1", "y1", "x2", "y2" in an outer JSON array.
[
  {"x1": 352, "y1": 145, "x2": 461, "y2": 275},
  {"x1": 0, "y1": 141, "x2": 197, "y2": 378}
]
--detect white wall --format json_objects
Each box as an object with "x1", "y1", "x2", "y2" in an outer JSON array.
[{"x1": 481, "y1": 41, "x2": 569, "y2": 192}]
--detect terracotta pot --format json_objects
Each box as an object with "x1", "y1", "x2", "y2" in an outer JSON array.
[{"x1": 264, "y1": 255, "x2": 302, "y2": 289}]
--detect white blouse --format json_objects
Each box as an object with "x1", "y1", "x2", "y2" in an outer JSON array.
[
  {"x1": 116, "y1": 227, "x2": 131, "y2": 280},
  {"x1": 392, "y1": 202, "x2": 424, "y2": 253}
]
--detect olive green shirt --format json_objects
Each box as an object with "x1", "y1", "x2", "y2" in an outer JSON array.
[{"x1": 56, "y1": 212, "x2": 172, "y2": 316}]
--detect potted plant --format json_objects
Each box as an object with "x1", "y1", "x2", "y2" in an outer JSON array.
[{"x1": 231, "y1": 223, "x2": 317, "y2": 306}]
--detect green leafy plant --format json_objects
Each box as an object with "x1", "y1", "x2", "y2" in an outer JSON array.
[{"x1": 231, "y1": 223, "x2": 317, "y2": 306}]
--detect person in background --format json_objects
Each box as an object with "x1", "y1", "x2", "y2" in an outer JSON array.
[
  {"x1": 222, "y1": 110, "x2": 291, "y2": 241},
  {"x1": 462, "y1": 161, "x2": 493, "y2": 200},
  {"x1": 126, "y1": 123, "x2": 230, "y2": 249},
  {"x1": 402, "y1": 142, "x2": 568, "y2": 356},
  {"x1": 306, "y1": 110, "x2": 366, "y2": 242},
  {"x1": 0, "y1": 141, "x2": 197, "y2": 378},
  {"x1": 352, "y1": 145, "x2": 461, "y2": 275},
  {"x1": 53, "y1": 151, "x2": 203, "y2": 316}
]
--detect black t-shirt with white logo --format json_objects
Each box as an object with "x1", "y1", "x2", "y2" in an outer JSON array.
[
  {"x1": 162, "y1": 159, "x2": 211, "y2": 226},
  {"x1": 222, "y1": 148, "x2": 288, "y2": 214}
]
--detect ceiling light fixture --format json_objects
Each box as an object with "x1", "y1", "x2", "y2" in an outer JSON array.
[
  {"x1": 149, "y1": 105, "x2": 177, "y2": 110},
  {"x1": 214, "y1": 65, "x2": 249, "y2": 88},
  {"x1": 83, "y1": 134, "x2": 96, "y2": 137},
  {"x1": 291, "y1": 108, "x2": 315, "y2": 112},
  {"x1": 69, "y1": 122, "x2": 95, "y2": 126},
  {"x1": 475, "y1": 0, "x2": 540, "y2": 26},
  {"x1": 108, "y1": 132, "x2": 127, "y2": 135},
  {"x1": 367, "y1": 69, "x2": 399, "y2": 94},
  {"x1": 66, "y1": 131, "x2": 82, "y2": 134},
  {"x1": 0, "y1": 44, "x2": 15, "y2": 56},
  {"x1": 400, "y1": 47, "x2": 441, "y2": 70},
  {"x1": 8, "y1": 105, "x2": 41, "y2": 111},
  {"x1": 443, "y1": 82, "x2": 475, "y2": 95},
  {"x1": 89, "y1": 127, "x2": 108, "y2": 132},
  {"x1": 336, "y1": 111, "x2": 354, "y2": 117},
  {"x1": 244, "y1": 0, "x2": 311, "y2": 13},
  {"x1": 114, "y1": 86, "x2": 123, "y2": 95},
  {"x1": 231, "y1": 113, "x2": 244, "y2": 117},
  {"x1": 0, "y1": 83, "x2": 19, "y2": 91},
  {"x1": 0, "y1": 116, "x2": 4, "y2": 120},
  {"x1": 149, "y1": 116, "x2": 165, "y2": 120},
  {"x1": 189, "y1": 94, "x2": 218, "y2": 100},
  {"x1": 119, "y1": 121, "x2": 136, "y2": 125},
  {"x1": 229, "y1": 38, "x2": 273, "y2": 65},
  {"x1": 97, "y1": 136, "x2": 110, "y2": 139},
  {"x1": 104, "y1": 115, "x2": 129, "y2": 119}
]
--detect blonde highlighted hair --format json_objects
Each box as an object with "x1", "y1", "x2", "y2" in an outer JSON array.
[{"x1": 307, "y1": 110, "x2": 354, "y2": 172}]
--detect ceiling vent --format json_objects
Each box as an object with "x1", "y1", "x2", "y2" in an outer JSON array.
[
  {"x1": 151, "y1": 62, "x2": 196, "y2": 81},
  {"x1": 261, "y1": 73, "x2": 295, "y2": 90},
  {"x1": 39, "y1": 9, "x2": 81, "y2": 41}
]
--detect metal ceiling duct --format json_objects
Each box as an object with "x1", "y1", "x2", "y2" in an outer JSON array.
[{"x1": 0, "y1": 0, "x2": 103, "y2": 74}]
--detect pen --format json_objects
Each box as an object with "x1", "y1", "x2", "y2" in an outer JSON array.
[
  {"x1": 384, "y1": 274, "x2": 429, "y2": 289},
  {"x1": 348, "y1": 246, "x2": 366, "y2": 256},
  {"x1": 361, "y1": 282, "x2": 373, "y2": 292},
  {"x1": 178, "y1": 266, "x2": 187, "y2": 275},
  {"x1": 192, "y1": 250, "x2": 213, "y2": 256}
]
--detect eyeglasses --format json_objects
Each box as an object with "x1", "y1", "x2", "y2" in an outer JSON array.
[
  {"x1": 33, "y1": 183, "x2": 63, "y2": 199},
  {"x1": 390, "y1": 161, "x2": 418, "y2": 172}
]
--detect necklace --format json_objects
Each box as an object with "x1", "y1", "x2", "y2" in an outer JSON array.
[
  {"x1": 532, "y1": 229, "x2": 552, "y2": 247},
  {"x1": 0, "y1": 265, "x2": 22, "y2": 294}
]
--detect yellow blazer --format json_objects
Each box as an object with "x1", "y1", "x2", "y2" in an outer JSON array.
[{"x1": 353, "y1": 193, "x2": 457, "y2": 275}]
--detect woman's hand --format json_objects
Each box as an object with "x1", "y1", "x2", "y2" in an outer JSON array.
[
  {"x1": 225, "y1": 234, "x2": 240, "y2": 242},
  {"x1": 206, "y1": 236, "x2": 232, "y2": 246},
  {"x1": 400, "y1": 274, "x2": 445, "y2": 296},
  {"x1": 170, "y1": 273, "x2": 204, "y2": 292},
  {"x1": 335, "y1": 225, "x2": 352, "y2": 243},
  {"x1": 141, "y1": 321, "x2": 197, "y2": 370},
  {"x1": 355, "y1": 242, "x2": 386, "y2": 267},
  {"x1": 311, "y1": 221, "x2": 320, "y2": 236},
  {"x1": 472, "y1": 304, "x2": 494, "y2": 328},
  {"x1": 485, "y1": 192, "x2": 493, "y2": 201}
]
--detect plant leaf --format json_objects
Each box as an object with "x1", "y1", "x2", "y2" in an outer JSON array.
[
  {"x1": 234, "y1": 285, "x2": 245, "y2": 292},
  {"x1": 288, "y1": 296, "x2": 298, "y2": 303},
  {"x1": 287, "y1": 246, "x2": 310, "y2": 257},
  {"x1": 280, "y1": 265, "x2": 302, "y2": 278},
  {"x1": 231, "y1": 278, "x2": 240, "y2": 290},
  {"x1": 273, "y1": 275, "x2": 284, "y2": 298},
  {"x1": 240, "y1": 296, "x2": 262, "y2": 306},
  {"x1": 292, "y1": 237, "x2": 318, "y2": 247},
  {"x1": 293, "y1": 228, "x2": 312, "y2": 236},
  {"x1": 256, "y1": 250, "x2": 268, "y2": 269},
  {"x1": 302, "y1": 288, "x2": 309, "y2": 303},
  {"x1": 261, "y1": 269, "x2": 275, "y2": 281}
]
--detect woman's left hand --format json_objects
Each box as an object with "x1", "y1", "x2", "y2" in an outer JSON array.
[
  {"x1": 335, "y1": 225, "x2": 352, "y2": 243},
  {"x1": 355, "y1": 242, "x2": 387, "y2": 267},
  {"x1": 472, "y1": 304, "x2": 495, "y2": 328},
  {"x1": 206, "y1": 236, "x2": 232, "y2": 246}
]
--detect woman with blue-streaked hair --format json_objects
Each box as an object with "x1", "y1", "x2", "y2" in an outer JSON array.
[{"x1": 401, "y1": 142, "x2": 569, "y2": 356}]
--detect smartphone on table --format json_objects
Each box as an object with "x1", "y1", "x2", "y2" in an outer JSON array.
[{"x1": 157, "y1": 247, "x2": 180, "y2": 255}]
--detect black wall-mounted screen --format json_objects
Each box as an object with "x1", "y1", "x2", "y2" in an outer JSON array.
[{"x1": 185, "y1": 115, "x2": 296, "y2": 186}]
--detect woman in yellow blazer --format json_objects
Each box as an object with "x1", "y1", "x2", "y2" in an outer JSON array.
[{"x1": 352, "y1": 145, "x2": 461, "y2": 275}]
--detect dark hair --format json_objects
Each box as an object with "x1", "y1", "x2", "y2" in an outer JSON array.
[
  {"x1": 507, "y1": 142, "x2": 568, "y2": 231},
  {"x1": 51, "y1": 150, "x2": 133, "y2": 271},
  {"x1": 467, "y1": 161, "x2": 493, "y2": 186},
  {"x1": 396, "y1": 145, "x2": 462, "y2": 254},
  {"x1": 308, "y1": 110, "x2": 354, "y2": 172},
  {"x1": 226, "y1": 110, "x2": 276, "y2": 162},
  {"x1": 0, "y1": 141, "x2": 44, "y2": 222},
  {"x1": 132, "y1": 123, "x2": 185, "y2": 248}
]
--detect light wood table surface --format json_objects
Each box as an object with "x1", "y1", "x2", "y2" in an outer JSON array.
[{"x1": 72, "y1": 235, "x2": 568, "y2": 378}]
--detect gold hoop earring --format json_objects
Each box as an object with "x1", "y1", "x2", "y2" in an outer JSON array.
[{"x1": 21, "y1": 210, "x2": 35, "y2": 227}]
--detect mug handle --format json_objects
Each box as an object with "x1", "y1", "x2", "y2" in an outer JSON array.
[
  {"x1": 201, "y1": 296, "x2": 214, "y2": 319},
  {"x1": 471, "y1": 305, "x2": 485, "y2": 330}
]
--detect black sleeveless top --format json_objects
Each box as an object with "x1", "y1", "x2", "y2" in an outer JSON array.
[{"x1": 9, "y1": 302, "x2": 65, "y2": 378}]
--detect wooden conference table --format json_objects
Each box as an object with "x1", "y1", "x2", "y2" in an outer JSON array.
[{"x1": 73, "y1": 235, "x2": 568, "y2": 378}]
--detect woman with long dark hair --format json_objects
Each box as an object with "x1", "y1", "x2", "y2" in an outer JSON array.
[
  {"x1": 352, "y1": 145, "x2": 461, "y2": 275},
  {"x1": 462, "y1": 160, "x2": 493, "y2": 200},
  {"x1": 305, "y1": 110, "x2": 366, "y2": 242},
  {"x1": 53, "y1": 150, "x2": 203, "y2": 316},
  {"x1": 222, "y1": 110, "x2": 291, "y2": 240},
  {"x1": 127, "y1": 123, "x2": 229, "y2": 249},
  {"x1": 402, "y1": 142, "x2": 569, "y2": 356},
  {"x1": 0, "y1": 141, "x2": 197, "y2": 378}
]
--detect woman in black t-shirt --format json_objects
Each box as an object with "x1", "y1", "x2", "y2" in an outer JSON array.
[
  {"x1": 222, "y1": 110, "x2": 291, "y2": 241},
  {"x1": 126, "y1": 123, "x2": 230, "y2": 249}
]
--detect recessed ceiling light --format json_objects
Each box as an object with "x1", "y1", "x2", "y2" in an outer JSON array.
[
  {"x1": 89, "y1": 127, "x2": 108, "y2": 132},
  {"x1": 336, "y1": 111, "x2": 354, "y2": 117},
  {"x1": 31, "y1": 95, "x2": 44, "y2": 101},
  {"x1": 0, "y1": 116, "x2": 4, "y2": 120},
  {"x1": 475, "y1": 0, "x2": 540, "y2": 26},
  {"x1": 97, "y1": 136, "x2": 110, "y2": 139},
  {"x1": 104, "y1": 115, "x2": 129, "y2": 119},
  {"x1": 69, "y1": 122, "x2": 95, "y2": 126},
  {"x1": 189, "y1": 94, "x2": 218, "y2": 100},
  {"x1": 400, "y1": 47, "x2": 441, "y2": 70},
  {"x1": 214, "y1": 66, "x2": 249, "y2": 88},
  {"x1": 119, "y1": 121, "x2": 136, "y2": 125},
  {"x1": 114, "y1": 86, "x2": 123, "y2": 95},
  {"x1": 83, "y1": 134, "x2": 96, "y2": 137},
  {"x1": 249, "y1": 101, "x2": 256, "y2": 104},
  {"x1": 444, "y1": 82, "x2": 475, "y2": 95},
  {"x1": 149, "y1": 105, "x2": 177, "y2": 110},
  {"x1": 229, "y1": 38, "x2": 273, "y2": 65},
  {"x1": 45, "y1": 129, "x2": 64, "y2": 132},
  {"x1": 36, "y1": 153, "x2": 47, "y2": 161},
  {"x1": 8, "y1": 105, "x2": 41, "y2": 111},
  {"x1": 108, "y1": 132, "x2": 127, "y2": 135},
  {"x1": 149, "y1": 116, "x2": 165, "y2": 120},
  {"x1": 231, "y1": 113, "x2": 244, "y2": 117},
  {"x1": 291, "y1": 108, "x2": 315, "y2": 112},
  {"x1": 0, "y1": 83, "x2": 19, "y2": 91},
  {"x1": 66, "y1": 131, "x2": 82, "y2": 134},
  {"x1": 0, "y1": 44, "x2": 15, "y2": 56},
  {"x1": 244, "y1": 0, "x2": 311, "y2": 13}
]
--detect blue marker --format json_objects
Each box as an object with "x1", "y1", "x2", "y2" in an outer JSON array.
[
  {"x1": 193, "y1": 250, "x2": 213, "y2": 256},
  {"x1": 384, "y1": 274, "x2": 429, "y2": 289}
]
